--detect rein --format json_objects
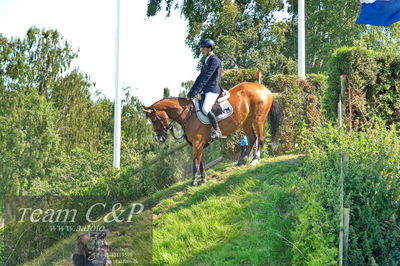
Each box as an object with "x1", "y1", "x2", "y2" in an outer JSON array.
[{"x1": 151, "y1": 100, "x2": 194, "y2": 141}]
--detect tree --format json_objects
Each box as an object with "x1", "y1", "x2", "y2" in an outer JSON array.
[
  {"x1": 293, "y1": 0, "x2": 400, "y2": 72},
  {"x1": 147, "y1": 0, "x2": 295, "y2": 76},
  {"x1": 0, "y1": 28, "x2": 114, "y2": 195},
  {"x1": 163, "y1": 87, "x2": 171, "y2": 98},
  {"x1": 147, "y1": 0, "x2": 400, "y2": 74},
  {"x1": 121, "y1": 87, "x2": 155, "y2": 168},
  {"x1": 0, "y1": 88, "x2": 60, "y2": 195},
  {"x1": 1, "y1": 27, "x2": 77, "y2": 96},
  {"x1": 179, "y1": 80, "x2": 193, "y2": 97}
]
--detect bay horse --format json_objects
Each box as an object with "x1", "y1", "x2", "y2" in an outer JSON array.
[{"x1": 143, "y1": 82, "x2": 281, "y2": 186}]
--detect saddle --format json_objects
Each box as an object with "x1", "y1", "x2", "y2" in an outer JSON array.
[
  {"x1": 196, "y1": 89, "x2": 230, "y2": 116},
  {"x1": 193, "y1": 89, "x2": 234, "y2": 125}
]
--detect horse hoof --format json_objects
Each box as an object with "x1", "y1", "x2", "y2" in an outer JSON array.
[
  {"x1": 250, "y1": 159, "x2": 259, "y2": 165},
  {"x1": 201, "y1": 178, "x2": 207, "y2": 183},
  {"x1": 191, "y1": 180, "x2": 198, "y2": 186}
]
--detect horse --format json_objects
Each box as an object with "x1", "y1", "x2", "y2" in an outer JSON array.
[{"x1": 143, "y1": 82, "x2": 281, "y2": 186}]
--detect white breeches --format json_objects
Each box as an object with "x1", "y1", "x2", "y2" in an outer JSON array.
[{"x1": 202, "y1": 92, "x2": 220, "y2": 115}]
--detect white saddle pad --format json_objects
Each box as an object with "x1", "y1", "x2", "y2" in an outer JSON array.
[{"x1": 193, "y1": 98, "x2": 234, "y2": 125}]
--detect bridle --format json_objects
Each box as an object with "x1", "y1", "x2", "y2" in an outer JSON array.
[{"x1": 150, "y1": 101, "x2": 194, "y2": 141}]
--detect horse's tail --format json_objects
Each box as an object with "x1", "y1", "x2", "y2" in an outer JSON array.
[{"x1": 268, "y1": 97, "x2": 281, "y2": 151}]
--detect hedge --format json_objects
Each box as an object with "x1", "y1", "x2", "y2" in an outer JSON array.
[
  {"x1": 267, "y1": 74, "x2": 328, "y2": 154},
  {"x1": 325, "y1": 46, "x2": 400, "y2": 126},
  {"x1": 292, "y1": 123, "x2": 400, "y2": 265}
]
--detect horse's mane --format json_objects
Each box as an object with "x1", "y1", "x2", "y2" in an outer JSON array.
[{"x1": 150, "y1": 97, "x2": 190, "y2": 109}]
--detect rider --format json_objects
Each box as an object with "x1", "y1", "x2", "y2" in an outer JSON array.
[{"x1": 187, "y1": 38, "x2": 223, "y2": 139}]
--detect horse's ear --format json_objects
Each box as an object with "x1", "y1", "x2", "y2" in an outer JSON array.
[{"x1": 142, "y1": 105, "x2": 152, "y2": 113}]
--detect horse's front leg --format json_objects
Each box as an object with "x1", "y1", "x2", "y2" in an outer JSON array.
[
  {"x1": 191, "y1": 141, "x2": 204, "y2": 186},
  {"x1": 199, "y1": 153, "x2": 207, "y2": 183},
  {"x1": 191, "y1": 158, "x2": 199, "y2": 186}
]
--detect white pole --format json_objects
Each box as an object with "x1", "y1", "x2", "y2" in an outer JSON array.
[
  {"x1": 113, "y1": 0, "x2": 121, "y2": 169},
  {"x1": 298, "y1": 0, "x2": 306, "y2": 79}
]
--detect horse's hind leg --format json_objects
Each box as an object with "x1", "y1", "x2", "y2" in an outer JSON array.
[
  {"x1": 250, "y1": 114, "x2": 268, "y2": 165},
  {"x1": 237, "y1": 119, "x2": 257, "y2": 166}
]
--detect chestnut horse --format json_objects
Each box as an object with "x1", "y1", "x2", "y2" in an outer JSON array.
[{"x1": 143, "y1": 82, "x2": 281, "y2": 186}]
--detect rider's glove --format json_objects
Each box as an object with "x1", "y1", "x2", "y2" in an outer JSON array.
[{"x1": 187, "y1": 90, "x2": 196, "y2": 99}]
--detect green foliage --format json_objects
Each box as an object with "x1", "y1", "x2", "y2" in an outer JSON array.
[
  {"x1": 219, "y1": 129, "x2": 244, "y2": 159},
  {"x1": 295, "y1": 1, "x2": 400, "y2": 73},
  {"x1": 293, "y1": 122, "x2": 400, "y2": 265},
  {"x1": 163, "y1": 87, "x2": 171, "y2": 98},
  {"x1": 120, "y1": 151, "x2": 188, "y2": 197},
  {"x1": 0, "y1": 88, "x2": 60, "y2": 195},
  {"x1": 147, "y1": 0, "x2": 400, "y2": 75},
  {"x1": 121, "y1": 88, "x2": 155, "y2": 166},
  {"x1": 0, "y1": 27, "x2": 77, "y2": 95},
  {"x1": 325, "y1": 46, "x2": 400, "y2": 125},
  {"x1": 305, "y1": 73, "x2": 329, "y2": 96},
  {"x1": 325, "y1": 47, "x2": 377, "y2": 121},
  {"x1": 52, "y1": 70, "x2": 113, "y2": 152},
  {"x1": 274, "y1": 76, "x2": 305, "y2": 154},
  {"x1": 221, "y1": 68, "x2": 258, "y2": 89},
  {"x1": 267, "y1": 74, "x2": 327, "y2": 154},
  {"x1": 0, "y1": 28, "x2": 192, "y2": 200},
  {"x1": 147, "y1": 0, "x2": 295, "y2": 77},
  {"x1": 179, "y1": 80, "x2": 193, "y2": 97}
]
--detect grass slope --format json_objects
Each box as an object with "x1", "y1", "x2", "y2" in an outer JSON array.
[
  {"x1": 24, "y1": 154, "x2": 303, "y2": 265},
  {"x1": 151, "y1": 154, "x2": 302, "y2": 265}
]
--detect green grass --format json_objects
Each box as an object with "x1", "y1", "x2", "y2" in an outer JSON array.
[
  {"x1": 152, "y1": 154, "x2": 302, "y2": 265},
  {"x1": 21, "y1": 154, "x2": 303, "y2": 265}
]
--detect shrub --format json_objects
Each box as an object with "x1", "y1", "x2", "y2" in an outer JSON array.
[
  {"x1": 325, "y1": 46, "x2": 400, "y2": 125},
  {"x1": 267, "y1": 74, "x2": 328, "y2": 154},
  {"x1": 292, "y1": 122, "x2": 400, "y2": 265},
  {"x1": 221, "y1": 68, "x2": 258, "y2": 89}
]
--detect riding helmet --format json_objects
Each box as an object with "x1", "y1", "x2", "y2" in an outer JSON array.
[{"x1": 198, "y1": 39, "x2": 215, "y2": 50}]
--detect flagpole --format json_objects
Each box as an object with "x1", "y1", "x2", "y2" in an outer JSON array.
[
  {"x1": 298, "y1": 0, "x2": 306, "y2": 79},
  {"x1": 113, "y1": 0, "x2": 121, "y2": 169}
]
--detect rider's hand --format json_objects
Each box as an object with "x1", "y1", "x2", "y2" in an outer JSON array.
[{"x1": 187, "y1": 90, "x2": 195, "y2": 99}]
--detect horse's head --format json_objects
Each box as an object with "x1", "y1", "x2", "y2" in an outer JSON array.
[{"x1": 142, "y1": 105, "x2": 171, "y2": 142}]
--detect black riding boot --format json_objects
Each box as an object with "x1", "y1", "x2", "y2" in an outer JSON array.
[{"x1": 207, "y1": 111, "x2": 222, "y2": 139}]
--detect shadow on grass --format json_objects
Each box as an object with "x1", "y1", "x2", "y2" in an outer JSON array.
[
  {"x1": 152, "y1": 156, "x2": 302, "y2": 220},
  {"x1": 154, "y1": 155, "x2": 303, "y2": 265},
  {"x1": 21, "y1": 155, "x2": 302, "y2": 266}
]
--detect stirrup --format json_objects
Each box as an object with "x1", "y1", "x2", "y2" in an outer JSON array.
[{"x1": 211, "y1": 129, "x2": 225, "y2": 139}]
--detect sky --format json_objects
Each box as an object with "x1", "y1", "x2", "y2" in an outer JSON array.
[{"x1": 0, "y1": 0, "x2": 199, "y2": 105}]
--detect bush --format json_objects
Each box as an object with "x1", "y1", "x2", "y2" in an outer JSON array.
[
  {"x1": 0, "y1": 89, "x2": 60, "y2": 196},
  {"x1": 267, "y1": 74, "x2": 328, "y2": 154},
  {"x1": 325, "y1": 46, "x2": 400, "y2": 125},
  {"x1": 221, "y1": 68, "x2": 258, "y2": 90},
  {"x1": 68, "y1": 140, "x2": 193, "y2": 197},
  {"x1": 292, "y1": 122, "x2": 400, "y2": 265}
]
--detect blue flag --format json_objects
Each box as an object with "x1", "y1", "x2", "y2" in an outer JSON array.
[{"x1": 356, "y1": 0, "x2": 400, "y2": 26}]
